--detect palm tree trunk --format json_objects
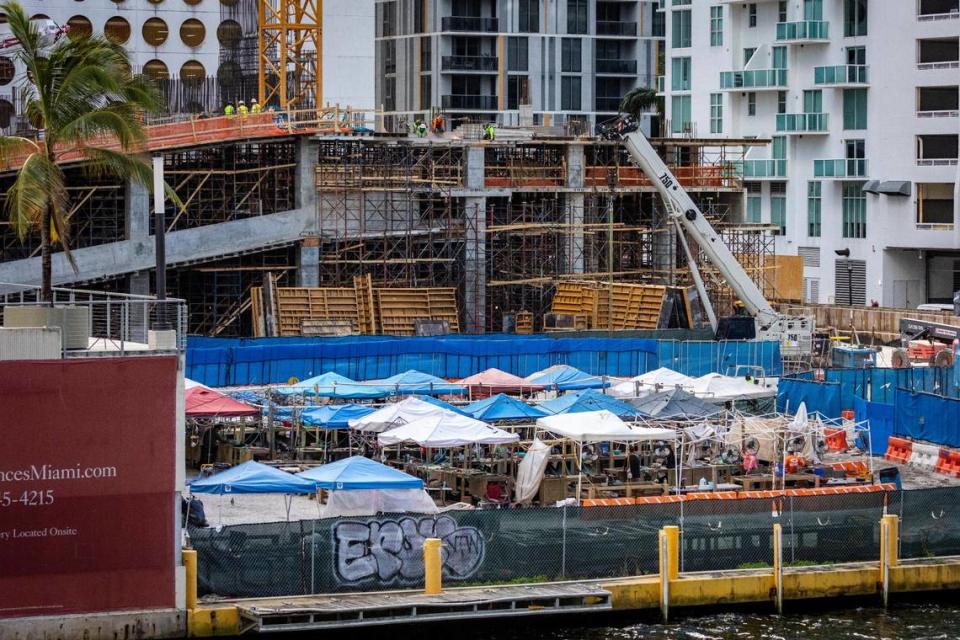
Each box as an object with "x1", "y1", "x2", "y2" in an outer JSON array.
[{"x1": 40, "y1": 203, "x2": 52, "y2": 303}]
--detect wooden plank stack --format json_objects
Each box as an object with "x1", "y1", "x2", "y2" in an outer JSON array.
[{"x1": 546, "y1": 281, "x2": 672, "y2": 331}]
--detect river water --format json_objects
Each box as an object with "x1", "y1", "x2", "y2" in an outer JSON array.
[{"x1": 406, "y1": 600, "x2": 957, "y2": 640}]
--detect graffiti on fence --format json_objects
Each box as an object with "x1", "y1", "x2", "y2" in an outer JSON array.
[{"x1": 333, "y1": 515, "x2": 485, "y2": 585}]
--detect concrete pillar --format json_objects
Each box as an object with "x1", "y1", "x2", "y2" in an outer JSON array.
[
  {"x1": 125, "y1": 178, "x2": 150, "y2": 240},
  {"x1": 127, "y1": 271, "x2": 151, "y2": 343},
  {"x1": 296, "y1": 239, "x2": 321, "y2": 287},
  {"x1": 127, "y1": 270, "x2": 151, "y2": 296},
  {"x1": 464, "y1": 197, "x2": 486, "y2": 333},
  {"x1": 464, "y1": 144, "x2": 485, "y2": 191},
  {"x1": 296, "y1": 138, "x2": 319, "y2": 232},
  {"x1": 566, "y1": 144, "x2": 585, "y2": 274}
]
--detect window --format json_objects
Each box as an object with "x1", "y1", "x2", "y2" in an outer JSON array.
[
  {"x1": 847, "y1": 46, "x2": 866, "y2": 66},
  {"x1": 561, "y1": 76, "x2": 581, "y2": 110},
  {"x1": 807, "y1": 182, "x2": 822, "y2": 236},
  {"x1": 777, "y1": 91, "x2": 787, "y2": 114},
  {"x1": 105, "y1": 16, "x2": 132, "y2": 44},
  {"x1": 179, "y1": 60, "x2": 205, "y2": 84},
  {"x1": 917, "y1": 86, "x2": 959, "y2": 113},
  {"x1": 803, "y1": 89, "x2": 822, "y2": 113},
  {"x1": 772, "y1": 46, "x2": 787, "y2": 69},
  {"x1": 846, "y1": 138, "x2": 865, "y2": 160},
  {"x1": 671, "y1": 95, "x2": 692, "y2": 133},
  {"x1": 420, "y1": 36, "x2": 432, "y2": 71},
  {"x1": 67, "y1": 15, "x2": 92, "y2": 39},
  {"x1": 771, "y1": 182, "x2": 786, "y2": 234},
  {"x1": 143, "y1": 59, "x2": 169, "y2": 81},
  {"x1": 748, "y1": 3, "x2": 758, "y2": 27},
  {"x1": 772, "y1": 136, "x2": 786, "y2": 159},
  {"x1": 567, "y1": 0, "x2": 587, "y2": 34},
  {"x1": 778, "y1": 1, "x2": 788, "y2": 23},
  {"x1": 746, "y1": 195, "x2": 762, "y2": 223},
  {"x1": 519, "y1": 0, "x2": 539, "y2": 32},
  {"x1": 710, "y1": 93, "x2": 723, "y2": 133},
  {"x1": 671, "y1": 57, "x2": 691, "y2": 91},
  {"x1": 844, "y1": 0, "x2": 867, "y2": 37},
  {"x1": 508, "y1": 37, "x2": 528, "y2": 71},
  {"x1": 843, "y1": 88, "x2": 867, "y2": 129},
  {"x1": 507, "y1": 76, "x2": 529, "y2": 109},
  {"x1": 804, "y1": 0, "x2": 823, "y2": 21},
  {"x1": 747, "y1": 92, "x2": 756, "y2": 116},
  {"x1": 179, "y1": 18, "x2": 205, "y2": 47},
  {"x1": 710, "y1": 6, "x2": 723, "y2": 46},
  {"x1": 142, "y1": 17, "x2": 169, "y2": 46},
  {"x1": 842, "y1": 182, "x2": 867, "y2": 238},
  {"x1": 420, "y1": 74, "x2": 431, "y2": 110},
  {"x1": 743, "y1": 47, "x2": 756, "y2": 66},
  {"x1": 917, "y1": 183, "x2": 955, "y2": 228},
  {"x1": 560, "y1": 38, "x2": 580, "y2": 72},
  {"x1": 672, "y1": 10, "x2": 691, "y2": 47}
]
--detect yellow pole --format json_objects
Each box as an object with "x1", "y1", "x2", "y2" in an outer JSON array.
[
  {"x1": 773, "y1": 523, "x2": 783, "y2": 614},
  {"x1": 423, "y1": 538, "x2": 442, "y2": 595},
  {"x1": 664, "y1": 525, "x2": 679, "y2": 580},
  {"x1": 183, "y1": 549, "x2": 198, "y2": 610},
  {"x1": 882, "y1": 514, "x2": 899, "y2": 568}
]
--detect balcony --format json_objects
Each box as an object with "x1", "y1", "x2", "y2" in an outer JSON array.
[
  {"x1": 719, "y1": 69, "x2": 788, "y2": 90},
  {"x1": 740, "y1": 159, "x2": 787, "y2": 178},
  {"x1": 596, "y1": 97, "x2": 622, "y2": 112},
  {"x1": 441, "y1": 55, "x2": 498, "y2": 72},
  {"x1": 776, "y1": 113, "x2": 829, "y2": 134},
  {"x1": 442, "y1": 94, "x2": 498, "y2": 110},
  {"x1": 918, "y1": 0, "x2": 960, "y2": 21},
  {"x1": 814, "y1": 159, "x2": 868, "y2": 178},
  {"x1": 596, "y1": 21, "x2": 638, "y2": 36},
  {"x1": 440, "y1": 16, "x2": 499, "y2": 32},
  {"x1": 596, "y1": 59, "x2": 637, "y2": 74},
  {"x1": 776, "y1": 20, "x2": 829, "y2": 43},
  {"x1": 814, "y1": 65, "x2": 869, "y2": 86}
]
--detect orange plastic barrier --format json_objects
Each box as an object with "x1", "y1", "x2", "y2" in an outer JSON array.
[
  {"x1": 825, "y1": 428, "x2": 848, "y2": 452},
  {"x1": 828, "y1": 460, "x2": 870, "y2": 476},
  {"x1": 884, "y1": 436, "x2": 913, "y2": 464},
  {"x1": 935, "y1": 450, "x2": 960, "y2": 478}
]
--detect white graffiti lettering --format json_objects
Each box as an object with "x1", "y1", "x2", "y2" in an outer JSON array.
[{"x1": 333, "y1": 515, "x2": 484, "y2": 585}]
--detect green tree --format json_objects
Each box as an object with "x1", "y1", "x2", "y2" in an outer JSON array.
[
  {"x1": 618, "y1": 87, "x2": 658, "y2": 120},
  {"x1": 0, "y1": 2, "x2": 163, "y2": 301}
]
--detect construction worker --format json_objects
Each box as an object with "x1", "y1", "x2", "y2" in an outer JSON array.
[
  {"x1": 224, "y1": 102, "x2": 235, "y2": 117},
  {"x1": 250, "y1": 98, "x2": 262, "y2": 114},
  {"x1": 431, "y1": 113, "x2": 444, "y2": 134},
  {"x1": 413, "y1": 119, "x2": 427, "y2": 138},
  {"x1": 482, "y1": 122, "x2": 496, "y2": 141},
  {"x1": 237, "y1": 99, "x2": 248, "y2": 117}
]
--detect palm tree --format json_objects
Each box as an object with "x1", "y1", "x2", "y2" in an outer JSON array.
[
  {"x1": 0, "y1": 1, "x2": 163, "y2": 301},
  {"x1": 618, "y1": 87, "x2": 658, "y2": 120}
]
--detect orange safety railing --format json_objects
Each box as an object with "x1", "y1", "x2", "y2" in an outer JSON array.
[{"x1": 583, "y1": 164, "x2": 741, "y2": 189}]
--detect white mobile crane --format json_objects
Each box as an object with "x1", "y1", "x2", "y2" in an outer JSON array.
[{"x1": 602, "y1": 116, "x2": 814, "y2": 359}]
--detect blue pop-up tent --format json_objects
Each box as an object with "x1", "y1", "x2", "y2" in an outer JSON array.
[
  {"x1": 539, "y1": 389, "x2": 645, "y2": 418},
  {"x1": 188, "y1": 460, "x2": 316, "y2": 494},
  {"x1": 297, "y1": 456, "x2": 423, "y2": 490},
  {"x1": 370, "y1": 369, "x2": 467, "y2": 396},
  {"x1": 525, "y1": 365, "x2": 609, "y2": 391},
  {"x1": 274, "y1": 372, "x2": 388, "y2": 399},
  {"x1": 417, "y1": 394, "x2": 469, "y2": 415},
  {"x1": 298, "y1": 404, "x2": 376, "y2": 428},
  {"x1": 464, "y1": 393, "x2": 550, "y2": 422}
]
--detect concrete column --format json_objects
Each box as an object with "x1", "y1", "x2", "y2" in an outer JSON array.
[
  {"x1": 464, "y1": 144, "x2": 485, "y2": 191},
  {"x1": 127, "y1": 271, "x2": 151, "y2": 343},
  {"x1": 464, "y1": 197, "x2": 486, "y2": 333},
  {"x1": 127, "y1": 270, "x2": 151, "y2": 296},
  {"x1": 566, "y1": 143, "x2": 585, "y2": 274},
  {"x1": 125, "y1": 178, "x2": 150, "y2": 240},
  {"x1": 296, "y1": 238, "x2": 321, "y2": 287},
  {"x1": 296, "y1": 138, "x2": 319, "y2": 233}
]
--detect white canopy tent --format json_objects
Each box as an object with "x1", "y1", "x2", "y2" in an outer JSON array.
[
  {"x1": 349, "y1": 396, "x2": 459, "y2": 433},
  {"x1": 378, "y1": 414, "x2": 519, "y2": 447},
  {"x1": 609, "y1": 367, "x2": 696, "y2": 399},
  {"x1": 692, "y1": 373, "x2": 777, "y2": 403}
]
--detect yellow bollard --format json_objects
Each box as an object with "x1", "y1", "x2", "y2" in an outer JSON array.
[
  {"x1": 663, "y1": 525, "x2": 680, "y2": 580},
  {"x1": 773, "y1": 523, "x2": 783, "y2": 615},
  {"x1": 423, "y1": 538, "x2": 442, "y2": 595},
  {"x1": 882, "y1": 514, "x2": 899, "y2": 568},
  {"x1": 183, "y1": 549, "x2": 198, "y2": 611}
]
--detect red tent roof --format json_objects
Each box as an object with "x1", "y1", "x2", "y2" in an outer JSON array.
[
  {"x1": 458, "y1": 368, "x2": 543, "y2": 396},
  {"x1": 185, "y1": 386, "x2": 259, "y2": 418}
]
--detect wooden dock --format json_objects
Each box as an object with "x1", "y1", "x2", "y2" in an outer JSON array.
[{"x1": 234, "y1": 582, "x2": 612, "y2": 632}]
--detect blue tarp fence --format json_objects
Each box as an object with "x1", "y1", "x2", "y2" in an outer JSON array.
[
  {"x1": 853, "y1": 396, "x2": 894, "y2": 456},
  {"x1": 894, "y1": 390, "x2": 960, "y2": 450},
  {"x1": 185, "y1": 335, "x2": 782, "y2": 387}
]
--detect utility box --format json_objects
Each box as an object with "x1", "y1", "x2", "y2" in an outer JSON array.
[
  {"x1": 831, "y1": 345, "x2": 876, "y2": 368},
  {"x1": 0, "y1": 327, "x2": 62, "y2": 360}
]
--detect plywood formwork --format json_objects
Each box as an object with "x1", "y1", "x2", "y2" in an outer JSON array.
[
  {"x1": 376, "y1": 288, "x2": 460, "y2": 335},
  {"x1": 548, "y1": 281, "x2": 670, "y2": 331}
]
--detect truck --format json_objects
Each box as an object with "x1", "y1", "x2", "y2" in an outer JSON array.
[{"x1": 601, "y1": 116, "x2": 814, "y2": 359}]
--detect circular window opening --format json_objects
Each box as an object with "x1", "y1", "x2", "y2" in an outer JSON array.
[
  {"x1": 143, "y1": 59, "x2": 169, "y2": 82},
  {"x1": 29, "y1": 14, "x2": 50, "y2": 21},
  {"x1": 0, "y1": 13, "x2": 8, "y2": 24},
  {"x1": 184, "y1": 0, "x2": 202, "y2": 5},
  {"x1": 216, "y1": 60, "x2": 241, "y2": 87},
  {"x1": 219, "y1": 0, "x2": 237, "y2": 7},
  {"x1": 0, "y1": 57, "x2": 13, "y2": 86},
  {"x1": 67, "y1": 15, "x2": 92, "y2": 39},
  {"x1": 216, "y1": 19, "x2": 241, "y2": 47},
  {"x1": 142, "y1": 17, "x2": 169, "y2": 46},
  {"x1": 179, "y1": 18, "x2": 205, "y2": 47},
  {"x1": 180, "y1": 60, "x2": 205, "y2": 84},
  {"x1": 0, "y1": 99, "x2": 14, "y2": 128},
  {"x1": 147, "y1": 0, "x2": 164, "y2": 5},
  {"x1": 104, "y1": 16, "x2": 130, "y2": 43}
]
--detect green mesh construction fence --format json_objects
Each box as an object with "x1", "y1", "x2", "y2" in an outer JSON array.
[{"x1": 189, "y1": 487, "x2": 956, "y2": 599}]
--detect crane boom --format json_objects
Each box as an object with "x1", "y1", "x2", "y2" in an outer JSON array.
[{"x1": 602, "y1": 116, "x2": 813, "y2": 358}]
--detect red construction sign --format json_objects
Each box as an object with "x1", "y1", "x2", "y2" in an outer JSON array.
[{"x1": 0, "y1": 357, "x2": 178, "y2": 618}]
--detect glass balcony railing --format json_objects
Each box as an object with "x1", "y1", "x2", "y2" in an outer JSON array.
[
  {"x1": 814, "y1": 158, "x2": 869, "y2": 178},
  {"x1": 596, "y1": 59, "x2": 637, "y2": 74},
  {"x1": 442, "y1": 94, "x2": 498, "y2": 110},
  {"x1": 596, "y1": 21, "x2": 638, "y2": 36},
  {"x1": 776, "y1": 113, "x2": 829, "y2": 132},
  {"x1": 740, "y1": 159, "x2": 787, "y2": 178},
  {"x1": 814, "y1": 65, "x2": 869, "y2": 85},
  {"x1": 440, "y1": 16, "x2": 499, "y2": 32},
  {"x1": 776, "y1": 20, "x2": 829, "y2": 41},
  {"x1": 441, "y1": 55, "x2": 498, "y2": 72},
  {"x1": 720, "y1": 69, "x2": 788, "y2": 89}
]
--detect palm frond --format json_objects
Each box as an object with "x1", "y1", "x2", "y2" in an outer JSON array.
[
  {"x1": 4, "y1": 152, "x2": 66, "y2": 240},
  {"x1": 81, "y1": 147, "x2": 184, "y2": 212},
  {"x1": 0, "y1": 135, "x2": 39, "y2": 164}
]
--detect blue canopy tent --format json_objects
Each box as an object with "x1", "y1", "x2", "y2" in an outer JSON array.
[
  {"x1": 297, "y1": 456, "x2": 423, "y2": 490},
  {"x1": 188, "y1": 461, "x2": 316, "y2": 494},
  {"x1": 539, "y1": 389, "x2": 646, "y2": 418},
  {"x1": 464, "y1": 393, "x2": 550, "y2": 422},
  {"x1": 274, "y1": 372, "x2": 386, "y2": 399},
  {"x1": 418, "y1": 394, "x2": 470, "y2": 415},
  {"x1": 300, "y1": 404, "x2": 377, "y2": 428},
  {"x1": 526, "y1": 365, "x2": 609, "y2": 391},
  {"x1": 369, "y1": 369, "x2": 467, "y2": 396}
]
